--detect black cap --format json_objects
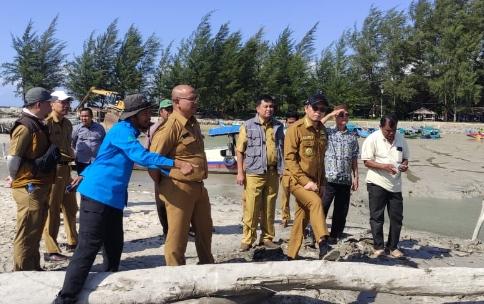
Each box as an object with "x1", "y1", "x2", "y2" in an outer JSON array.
[
  {"x1": 305, "y1": 91, "x2": 329, "y2": 107},
  {"x1": 24, "y1": 87, "x2": 55, "y2": 106},
  {"x1": 119, "y1": 94, "x2": 154, "y2": 120}
]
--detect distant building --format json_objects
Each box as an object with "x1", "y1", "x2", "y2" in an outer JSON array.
[{"x1": 410, "y1": 107, "x2": 437, "y2": 121}]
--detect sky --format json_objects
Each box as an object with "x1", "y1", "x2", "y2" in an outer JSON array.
[{"x1": 0, "y1": 0, "x2": 413, "y2": 106}]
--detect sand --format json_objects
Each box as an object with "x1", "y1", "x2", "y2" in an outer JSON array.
[{"x1": 0, "y1": 126, "x2": 484, "y2": 303}]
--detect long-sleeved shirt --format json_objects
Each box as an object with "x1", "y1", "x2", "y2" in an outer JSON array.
[
  {"x1": 78, "y1": 119, "x2": 174, "y2": 210},
  {"x1": 72, "y1": 121, "x2": 106, "y2": 164}
]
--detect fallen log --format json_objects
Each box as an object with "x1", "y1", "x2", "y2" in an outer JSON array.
[{"x1": 1, "y1": 261, "x2": 483, "y2": 304}]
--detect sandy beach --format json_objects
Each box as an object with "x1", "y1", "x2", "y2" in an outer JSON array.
[{"x1": 0, "y1": 124, "x2": 484, "y2": 303}]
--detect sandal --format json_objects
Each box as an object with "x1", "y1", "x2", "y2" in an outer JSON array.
[
  {"x1": 370, "y1": 249, "x2": 385, "y2": 258},
  {"x1": 390, "y1": 249, "x2": 404, "y2": 258}
]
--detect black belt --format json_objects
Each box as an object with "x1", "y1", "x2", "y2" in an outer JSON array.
[{"x1": 58, "y1": 161, "x2": 71, "y2": 165}]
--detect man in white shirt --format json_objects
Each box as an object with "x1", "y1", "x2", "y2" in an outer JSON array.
[{"x1": 361, "y1": 114, "x2": 409, "y2": 258}]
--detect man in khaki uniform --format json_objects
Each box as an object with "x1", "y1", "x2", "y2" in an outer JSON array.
[
  {"x1": 236, "y1": 95, "x2": 284, "y2": 251},
  {"x1": 280, "y1": 112, "x2": 298, "y2": 227},
  {"x1": 43, "y1": 91, "x2": 80, "y2": 262},
  {"x1": 149, "y1": 85, "x2": 214, "y2": 266},
  {"x1": 8, "y1": 87, "x2": 57, "y2": 271},
  {"x1": 283, "y1": 93, "x2": 335, "y2": 260}
]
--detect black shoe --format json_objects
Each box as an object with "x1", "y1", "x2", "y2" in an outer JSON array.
[
  {"x1": 44, "y1": 253, "x2": 69, "y2": 262},
  {"x1": 318, "y1": 241, "x2": 331, "y2": 259},
  {"x1": 65, "y1": 244, "x2": 77, "y2": 253}
]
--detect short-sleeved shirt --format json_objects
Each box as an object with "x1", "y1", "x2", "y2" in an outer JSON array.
[
  {"x1": 72, "y1": 121, "x2": 106, "y2": 164},
  {"x1": 361, "y1": 129, "x2": 410, "y2": 192},
  {"x1": 236, "y1": 117, "x2": 277, "y2": 167},
  {"x1": 45, "y1": 112, "x2": 75, "y2": 162},
  {"x1": 150, "y1": 111, "x2": 208, "y2": 182},
  {"x1": 325, "y1": 127, "x2": 359, "y2": 185}
]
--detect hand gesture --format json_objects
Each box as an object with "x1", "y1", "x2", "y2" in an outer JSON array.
[
  {"x1": 179, "y1": 161, "x2": 197, "y2": 175},
  {"x1": 304, "y1": 181, "x2": 318, "y2": 192},
  {"x1": 236, "y1": 172, "x2": 245, "y2": 186},
  {"x1": 398, "y1": 164, "x2": 408, "y2": 172},
  {"x1": 382, "y1": 164, "x2": 398, "y2": 175}
]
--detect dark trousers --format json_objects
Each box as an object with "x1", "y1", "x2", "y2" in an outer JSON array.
[
  {"x1": 323, "y1": 182, "x2": 351, "y2": 239},
  {"x1": 367, "y1": 183, "x2": 403, "y2": 251},
  {"x1": 54, "y1": 196, "x2": 123, "y2": 304},
  {"x1": 75, "y1": 161, "x2": 90, "y2": 175},
  {"x1": 155, "y1": 185, "x2": 168, "y2": 235}
]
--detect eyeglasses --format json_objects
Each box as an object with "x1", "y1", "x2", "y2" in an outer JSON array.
[
  {"x1": 177, "y1": 96, "x2": 199, "y2": 102},
  {"x1": 311, "y1": 104, "x2": 327, "y2": 112},
  {"x1": 337, "y1": 112, "x2": 350, "y2": 118}
]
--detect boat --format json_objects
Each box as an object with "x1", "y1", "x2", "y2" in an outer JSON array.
[
  {"x1": 206, "y1": 124, "x2": 240, "y2": 174},
  {"x1": 356, "y1": 127, "x2": 377, "y2": 138},
  {"x1": 398, "y1": 127, "x2": 419, "y2": 139},
  {"x1": 420, "y1": 127, "x2": 441, "y2": 139},
  {"x1": 465, "y1": 128, "x2": 484, "y2": 140}
]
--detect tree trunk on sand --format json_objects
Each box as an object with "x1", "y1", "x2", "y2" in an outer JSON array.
[{"x1": 1, "y1": 261, "x2": 484, "y2": 304}]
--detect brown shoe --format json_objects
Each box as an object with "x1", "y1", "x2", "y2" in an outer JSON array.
[
  {"x1": 239, "y1": 243, "x2": 251, "y2": 252},
  {"x1": 44, "y1": 253, "x2": 69, "y2": 262},
  {"x1": 262, "y1": 240, "x2": 280, "y2": 249}
]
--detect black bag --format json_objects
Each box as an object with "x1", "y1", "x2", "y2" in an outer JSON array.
[{"x1": 34, "y1": 144, "x2": 61, "y2": 173}]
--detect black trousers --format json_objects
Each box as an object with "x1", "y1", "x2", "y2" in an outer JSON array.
[
  {"x1": 75, "y1": 161, "x2": 90, "y2": 175},
  {"x1": 323, "y1": 182, "x2": 351, "y2": 239},
  {"x1": 367, "y1": 183, "x2": 403, "y2": 250},
  {"x1": 54, "y1": 196, "x2": 123, "y2": 304}
]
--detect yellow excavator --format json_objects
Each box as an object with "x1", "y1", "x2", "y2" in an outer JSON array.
[{"x1": 76, "y1": 86, "x2": 124, "y2": 131}]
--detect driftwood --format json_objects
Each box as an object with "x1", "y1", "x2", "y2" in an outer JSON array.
[
  {"x1": 472, "y1": 199, "x2": 484, "y2": 241},
  {"x1": 1, "y1": 261, "x2": 484, "y2": 304}
]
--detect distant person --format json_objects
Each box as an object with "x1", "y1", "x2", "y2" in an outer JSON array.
[
  {"x1": 320, "y1": 104, "x2": 359, "y2": 243},
  {"x1": 236, "y1": 95, "x2": 284, "y2": 251},
  {"x1": 283, "y1": 92, "x2": 335, "y2": 260},
  {"x1": 361, "y1": 113, "x2": 409, "y2": 258},
  {"x1": 43, "y1": 90, "x2": 80, "y2": 262},
  {"x1": 148, "y1": 98, "x2": 173, "y2": 236},
  {"x1": 149, "y1": 85, "x2": 214, "y2": 266},
  {"x1": 72, "y1": 107, "x2": 106, "y2": 175},
  {"x1": 53, "y1": 94, "x2": 194, "y2": 304},
  {"x1": 280, "y1": 112, "x2": 299, "y2": 228},
  {"x1": 7, "y1": 87, "x2": 58, "y2": 271}
]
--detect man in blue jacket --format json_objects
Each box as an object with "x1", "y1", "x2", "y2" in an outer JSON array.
[{"x1": 53, "y1": 94, "x2": 194, "y2": 304}]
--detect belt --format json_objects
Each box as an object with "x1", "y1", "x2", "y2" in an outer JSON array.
[{"x1": 58, "y1": 161, "x2": 71, "y2": 165}]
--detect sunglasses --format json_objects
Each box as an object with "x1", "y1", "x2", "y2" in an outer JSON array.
[
  {"x1": 337, "y1": 112, "x2": 350, "y2": 118},
  {"x1": 311, "y1": 104, "x2": 327, "y2": 112}
]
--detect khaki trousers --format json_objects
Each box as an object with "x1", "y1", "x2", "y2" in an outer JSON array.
[
  {"x1": 242, "y1": 171, "x2": 279, "y2": 245},
  {"x1": 159, "y1": 178, "x2": 214, "y2": 266},
  {"x1": 280, "y1": 179, "x2": 291, "y2": 222},
  {"x1": 12, "y1": 184, "x2": 51, "y2": 271},
  {"x1": 287, "y1": 184, "x2": 329, "y2": 259},
  {"x1": 43, "y1": 164, "x2": 78, "y2": 253}
]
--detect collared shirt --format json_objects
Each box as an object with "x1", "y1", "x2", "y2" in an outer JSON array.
[
  {"x1": 150, "y1": 111, "x2": 208, "y2": 182},
  {"x1": 361, "y1": 129, "x2": 410, "y2": 192},
  {"x1": 72, "y1": 121, "x2": 106, "y2": 164},
  {"x1": 78, "y1": 120, "x2": 174, "y2": 210},
  {"x1": 236, "y1": 116, "x2": 277, "y2": 167},
  {"x1": 325, "y1": 127, "x2": 359, "y2": 185},
  {"x1": 45, "y1": 111, "x2": 75, "y2": 162},
  {"x1": 283, "y1": 116, "x2": 327, "y2": 187}
]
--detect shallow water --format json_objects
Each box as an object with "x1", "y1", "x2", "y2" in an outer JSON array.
[{"x1": 404, "y1": 197, "x2": 483, "y2": 241}]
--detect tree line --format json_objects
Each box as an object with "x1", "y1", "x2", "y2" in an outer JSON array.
[{"x1": 1, "y1": 0, "x2": 483, "y2": 121}]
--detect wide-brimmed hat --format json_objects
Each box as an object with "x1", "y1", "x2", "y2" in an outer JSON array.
[
  {"x1": 159, "y1": 98, "x2": 173, "y2": 110},
  {"x1": 24, "y1": 87, "x2": 57, "y2": 106},
  {"x1": 51, "y1": 90, "x2": 74, "y2": 102},
  {"x1": 119, "y1": 94, "x2": 154, "y2": 120}
]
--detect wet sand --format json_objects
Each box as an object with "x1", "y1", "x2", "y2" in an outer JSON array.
[{"x1": 0, "y1": 129, "x2": 484, "y2": 303}]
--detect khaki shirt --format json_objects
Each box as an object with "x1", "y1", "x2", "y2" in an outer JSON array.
[
  {"x1": 236, "y1": 117, "x2": 277, "y2": 167},
  {"x1": 150, "y1": 111, "x2": 208, "y2": 182},
  {"x1": 45, "y1": 112, "x2": 75, "y2": 162},
  {"x1": 9, "y1": 124, "x2": 54, "y2": 187},
  {"x1": 283, "y1": 116, "x2": 327, "y2": 187}
]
